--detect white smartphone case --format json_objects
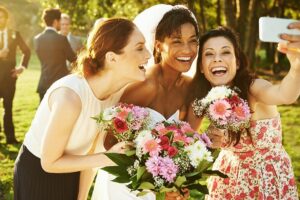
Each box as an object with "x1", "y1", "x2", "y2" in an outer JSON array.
[{"x1": 259, "y1": 17, "x2": 300, "y2": 43}]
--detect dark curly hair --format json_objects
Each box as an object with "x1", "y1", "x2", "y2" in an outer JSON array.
[
  {"x1": 191, "y1": 26, "x2": 255, "y2": 145},
  {"x1": 154, "y1": 7, "x2": 199, "y2": 64}
]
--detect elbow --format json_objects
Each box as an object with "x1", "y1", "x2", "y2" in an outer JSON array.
[
  {"x1": 280, "y1": 97, "x2": 297, "y2": 105},
  {"x1": 41, "y1": 159, "x2": 56, "y2": 173}
]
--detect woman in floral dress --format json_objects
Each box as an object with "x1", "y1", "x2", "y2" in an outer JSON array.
[{"x1": 189, "y1": 25, "x2": 300, "y2": 199}]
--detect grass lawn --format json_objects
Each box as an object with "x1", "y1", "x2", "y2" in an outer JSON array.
[{"x1": 0, "y1": 53, "x2": 299, "y2": 199}]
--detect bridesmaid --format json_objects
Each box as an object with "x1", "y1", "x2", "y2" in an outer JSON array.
[
  {"x1": 13, "y1": 18, "x2": 150, "y2": 200},
  {"x1": 189, "y1": 26, "x2": 299, "y2": 199}
]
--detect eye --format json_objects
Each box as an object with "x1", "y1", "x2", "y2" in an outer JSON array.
[
  {"x1": 204, "y1": 52, "x2": 214, "y2": 56},
  {"x1": 172, "y1": 39, "x2": 182, "y2": 44},
  {"x1": 222, "y1": 51, "x2": 231, "y2": 55},
  {"x1": 189, "y1": 39, "x2": 199, "y2": 44}
]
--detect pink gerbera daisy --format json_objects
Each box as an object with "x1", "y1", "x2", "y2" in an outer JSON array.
[{"x1": 209, "y1": 99, "x2": 231, "y2": 120}]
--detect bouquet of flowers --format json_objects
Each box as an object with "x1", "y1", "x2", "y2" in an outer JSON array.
[
  {"x1": 102, "y1": 120, "x2": 226, "y2": 200},
  {"x1": 93, "y1": 103, "x2": 151, "y2": 142},
  {"x1": 192, "y1": 86, "x2": 251, "y2": 132}
]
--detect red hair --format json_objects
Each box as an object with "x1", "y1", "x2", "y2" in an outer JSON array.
[{"x1": 75, "y1": 18, "x2": 136, "y2": 77}]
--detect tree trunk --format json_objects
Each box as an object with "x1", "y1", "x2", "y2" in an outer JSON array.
[
  {"x1": 244, "y1": 0, "x2": 259, "y2": 69},
  {"x1": 237, "y1": 0, "x2": 250, "y2": 50},
  {"x1": 216, "y1": 0, "x2": 221, "y2": 25},
  {"x1": 199, "y1": 0, "x2": 207, "y2": 33},
  {"x1": 223, "y1": 0, "x2": 237, "y2": 29}
]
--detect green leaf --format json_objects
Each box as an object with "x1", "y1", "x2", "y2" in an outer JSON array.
[
  {"x1": 104, "y1": 152, "x2": 134, "y2": 166},
  {"x1": 187, "y1": 183, "x2": 208, "y2": 194},
  {"x1": 159, "y1": 186, "x2": 176, "y2": 193},
  {"x1": 125, "y1": 149, "x2": 136, "y2": 156},
  {"x1": 185, "y1": 171, "x2": 201, "y2": 177},
  {"x1": 203, "y1": 170, "x2": 228, "y2": 178},
  {"x1": 112, "y1": 176, "x2": 131, "y2": 183},
  {"x1": 138, "y1": 182, "x2": 155, "y2": 190},
  {"x1": 137, "y1": 191, "x2": 150, "y2": 197},
  {"x1": 137, "y1": 166, "x2": 146, "y2": 181},
  {"x1": 101, "y1": 166, "x2": 129, "y2": 178},
  {"x1": 175, "y1": 176, "x2": 186, "y2": 187},
  {"x1": 156, "y1": 192, "x2": 166, "y2": 200},
  {"x1": 189, "y1": 189, "x2": 206, "y2": 200}
]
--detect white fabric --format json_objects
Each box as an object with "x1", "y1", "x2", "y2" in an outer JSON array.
[
  {"x1": 23, "y1": 74, "x2": 125, "y2": 158},
  {"x1": 91, "y1": 108, "x2": 180, "y2": 200}
]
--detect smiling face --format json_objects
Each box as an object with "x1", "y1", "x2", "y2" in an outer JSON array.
[
  {"x1": 156, "y1": 23, "x2": 198, "y2": 72},
  {"x1": 201, "y1": 36, "x2": 238, "y2": 86},
  {"x1": 115, "y1": 27, "x2": 151, "y2": 81}
]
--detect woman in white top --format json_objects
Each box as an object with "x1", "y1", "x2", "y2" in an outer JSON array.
[{"x1": 13, "y1": 18, "x2": 150, "y2": 200}]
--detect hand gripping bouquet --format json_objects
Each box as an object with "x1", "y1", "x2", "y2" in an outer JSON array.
[
  {"x1": 93, "y1": 103, "x2": 151, "y2": 142},
  {"x1": 102, "y1": 120, "x2": 227, "y2": 200},
  {"x1": 192, "y1": 86, "x2": 251, "y2": 133}
]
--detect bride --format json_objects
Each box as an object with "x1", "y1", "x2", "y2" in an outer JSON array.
[{"x1": 87, "y1": 4, "x2": 200, "y2": 200}]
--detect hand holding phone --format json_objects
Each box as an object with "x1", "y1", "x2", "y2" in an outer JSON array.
[{"x1": 259, "y1": 17, "x2": 300, "y2": 43}]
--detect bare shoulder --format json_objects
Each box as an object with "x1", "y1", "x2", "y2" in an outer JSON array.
[
  {"x1": 250, "y1": 78, "x2": 272, "y2": 96},
  {"x1": 48, "y1": 87, "x2": 82, "y2": 112}
]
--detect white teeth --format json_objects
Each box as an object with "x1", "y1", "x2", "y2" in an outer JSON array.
[
  {"x1": 212, "y1": 67, "x2": 227, "y2": 73},
  {"x1": 177, "y1": 57, "x2": 191, "y2": 61}
]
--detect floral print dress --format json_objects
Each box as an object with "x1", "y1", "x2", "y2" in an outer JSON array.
[{"x1": 206, "y1": 116, "x2": 298, "y2": 200}]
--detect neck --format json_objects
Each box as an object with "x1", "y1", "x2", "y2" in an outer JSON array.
[
  {"x1": 86, "y1": 70, "x2": 133, "y2": 100},
  {"x1": 158, "y1": 63, "x2": 182, "y2": 91}
]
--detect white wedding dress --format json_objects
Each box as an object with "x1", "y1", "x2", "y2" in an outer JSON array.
[{"x1": 91, "y1": 108, "x2": 180, "y2": 200}]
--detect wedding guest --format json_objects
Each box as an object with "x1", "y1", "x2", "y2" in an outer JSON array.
[
  {"x1": 60, "y1": 13, "x2": 83, "y2": 53},
  {"x1": 14, "y1": 18, "x2": 150, "y2": 200},
  {"x1": 34, "y1": 8, "x2": 76, "y2": 101},
  {"x1": 189, "y1": 26, "x2": 299, "y2": 199},
  {"x1": 0, "y1": 6, "x2": 30, "y2": 144}
]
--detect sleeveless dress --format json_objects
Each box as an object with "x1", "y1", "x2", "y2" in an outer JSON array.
[
  {"x1": 206, "y1": 115, "x2": 299, "y2": 200},
  {"x1": 14, "y1": 74, "x2": 126, "y2": 200},
  {"x1": 91, "y1": 108, "x2": 180, "y2": 200}
]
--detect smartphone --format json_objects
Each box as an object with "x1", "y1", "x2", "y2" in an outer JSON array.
[{"x1": 259, "y1": 17, "x2": 300, "y2": 43}]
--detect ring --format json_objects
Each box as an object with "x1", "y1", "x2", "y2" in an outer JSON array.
[{"x1": 288, "y1": 47, "x2": 300, "y2": 53}]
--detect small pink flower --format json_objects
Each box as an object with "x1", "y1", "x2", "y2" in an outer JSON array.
[
  {"x1": 144, "y1": 139, "x2": 161, "y2": 156},
  {"x1": 209, "y1": 99, "x2": 231, "y2": 120},
  {"x1": 116, "y1": 110, "x2": 129, "y2": 120}
]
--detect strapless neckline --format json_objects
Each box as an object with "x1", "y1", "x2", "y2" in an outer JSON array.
[{"x1": 147, "y1": 108, "x2": 180, "y2": 121}]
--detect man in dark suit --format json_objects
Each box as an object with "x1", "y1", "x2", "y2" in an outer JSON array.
[
  {"x1": 34, "y1": 8, "x2": 76, "y2": 101},
  {"x1": 0, "y1": 6, "x2": 31, "y2": 144}
]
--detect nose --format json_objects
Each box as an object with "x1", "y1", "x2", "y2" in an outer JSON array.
[
  {"x1": 213, "y1": 53, "x2": 222, "y2": 62},
  {"x1": 145, "y1": 48, "x2": 151, "y2": 60},
  {"x1": 182, "y1": 43, "x2": 193, "y2": 54}
]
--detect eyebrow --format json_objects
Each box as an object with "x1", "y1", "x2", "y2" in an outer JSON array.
[
  {"x1": 171, "y1": 34, "x2": 197, "y2": 39},
  {"x1": 204, "y1": 46, "x2": 231, "y2": 50},
  {"x1": 135, "y1": 42, "x2": 145, "y2": 46}
]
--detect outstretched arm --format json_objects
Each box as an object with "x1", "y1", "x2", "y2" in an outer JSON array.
[{"x1": 250, "y1": 21, "x2": 300, "y2": 105}]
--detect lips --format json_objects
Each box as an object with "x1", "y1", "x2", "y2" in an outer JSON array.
[
  {"x1": 138, "y1": 63, "x2": 146, "y2": 72},
  {"x1": 211, "y1": 66, "x2": 227, "y2": 76},
  {"x1": 176, "y1": 56, "x2": 193, "y2": 62}
]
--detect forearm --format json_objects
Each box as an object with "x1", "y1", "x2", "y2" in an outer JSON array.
[
  {"x1": 77, "y1": 168, "x2": 98, "y2": 200},
  {"x1": 41, "y1": 152, "x2": 113, "y2": 173},
  {"x1": 278, "y1": 66, "x2": 300, "y2": 104}
]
